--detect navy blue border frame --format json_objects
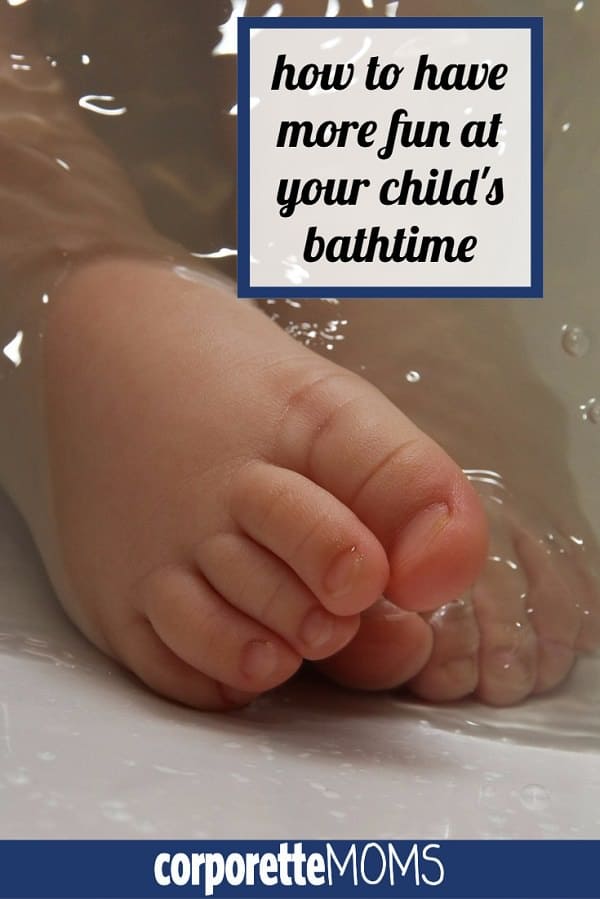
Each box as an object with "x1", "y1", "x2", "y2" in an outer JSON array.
[{"x1": 237, "y1": 16, "x2": 543, "y2": 299}]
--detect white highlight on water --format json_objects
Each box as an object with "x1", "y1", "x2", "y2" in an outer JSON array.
[
  {"x1": 213, "y1": 0, "x2": 247, "y2": 57},
  {"x1": 228, "y1": 96, "x2": 259, "y2": 117},
  {"x1": 11, "y1": 54, "x2": 31, "y2": 72},
  {"x1": 191, "y1": 247, "x2": 238, "y2": 260},
  {"x1": 580, "y1": 398, "x2": 600, "y2": 424},
  {"x1": 78, "y1": 95, "x2": 127, "y2": 116},
  {"x1": 3, "y1": 331, "x2": 23, "y2": 367}
]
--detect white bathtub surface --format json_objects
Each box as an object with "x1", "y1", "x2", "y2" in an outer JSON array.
[{"x1": 0, "y1": 491, "x2": 598, "y2": 840}]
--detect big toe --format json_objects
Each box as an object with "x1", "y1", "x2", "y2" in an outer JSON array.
[{"x1": 276, "y1": 364, "x2": 489, "y2": 612}]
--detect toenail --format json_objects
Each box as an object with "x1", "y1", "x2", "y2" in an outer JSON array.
[
  {"x1": 300, "y1": 608, "x2": 335, "y2": 649},
  {"x1": 325, "y1": 545, "x2": 363, "y2": 598},
  {"x1": 240, "y1": 640, "x2": 278, "y2": 683},
  {"x1": 395, "y1": 503, "x2": 450, "y2": 569},
  {"x1": 364, "y1": 598, "x2": 406, "y2": 622}
]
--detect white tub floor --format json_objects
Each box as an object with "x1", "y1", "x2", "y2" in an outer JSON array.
[{"x1": 1, "y1": 491, "x2": 598, "y2": 839}]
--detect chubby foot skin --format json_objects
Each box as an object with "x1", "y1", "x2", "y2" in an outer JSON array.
[{"x1": 41, "y1": 257, "x2": 487, "y2": 710}]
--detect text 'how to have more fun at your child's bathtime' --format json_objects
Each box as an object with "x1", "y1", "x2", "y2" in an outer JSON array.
[{"x1": 238, "y1": 17, "x2": 542, "y2": 298}]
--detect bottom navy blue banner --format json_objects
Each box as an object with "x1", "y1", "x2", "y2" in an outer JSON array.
[{"x1": 0, "y1": 840, "x2": 597, "y2": 898}]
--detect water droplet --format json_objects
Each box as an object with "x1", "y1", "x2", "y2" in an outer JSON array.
[
  {"x1": 519, "y1": 783, "x2": 550, "y2": 811},
  {"x1": 37, "y1": 751, "x2": 56, "y2": 762},
  {"x1": 580, "y1": 398, "x2": 600, "y2": 424},
  {"x1": 587, "y1": 402, "x2": 600, "y2": 423},
  {"x1": 230, "y1": 772, "x2": 249, "y2": 783},
  {"x1": 405, "y1": 370, "x2": 421, "y2": 383},
  {"x1": 561, "y1": 325, "x2": 590, "y2": 357},
  {"x1": 6, "y1": 769, "x2": 29, "y2": 786}
]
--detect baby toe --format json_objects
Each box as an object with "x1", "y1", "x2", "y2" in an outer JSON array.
[
  {"x1": 116, "y1": 617, "x2": 258, "y2": 711},
  {"x1": 473, "y1": 556, "x2": 538, "y2": 706},
  {"x1": 409, "y1": 597, "x2": 480, "y2": 702},
  {"x1": 515, "y1": 531, "x2": 579, "y2": 693},
  {"x1": 230, "y1": 461, "x2": 389, "y2": 615},
  {"x1": 316, "y1": 598, "x2": 433, "y2": 691},
  {"x1": 196, "y1": 532, "x2": 360, "y2": 660},
  {"x1": 141, "y1": 565, "x2": 302, "y2": 697}
]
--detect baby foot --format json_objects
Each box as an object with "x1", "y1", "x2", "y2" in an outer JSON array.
[
  {"x1": 301, "y1": 294, "x2": 600, "y2": 705},
  {"x1": 409, "y1": 487, "x2": 600, "y2": 705},
  {"x1": 319, "y1": 486, "x2": 600, "y2": 706},
  {"x1": 28, "y1": 256, "x2": 488, "y2": 710}
]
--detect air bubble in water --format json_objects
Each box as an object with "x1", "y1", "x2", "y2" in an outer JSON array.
[
  {"x1": 405, "y1": 371, "x2": 421, "y2": 384},
  {"x1": 580, "y1": 398, "x2": 600, "y2": 424},
  {"x1": 561, "y1": 325, "x2": 590, "y2": 358},
  {"x1": 519, "y1": 784, "x2": 550, "y2": 811}
]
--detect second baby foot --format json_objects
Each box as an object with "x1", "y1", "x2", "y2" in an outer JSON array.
[{"x1": 303, "y1": 289, "x2": 600, "y2": 704}]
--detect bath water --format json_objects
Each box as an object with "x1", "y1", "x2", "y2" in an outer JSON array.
[{"x1": 1, "y1": 0, "x2": 598, "y2": 749}]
